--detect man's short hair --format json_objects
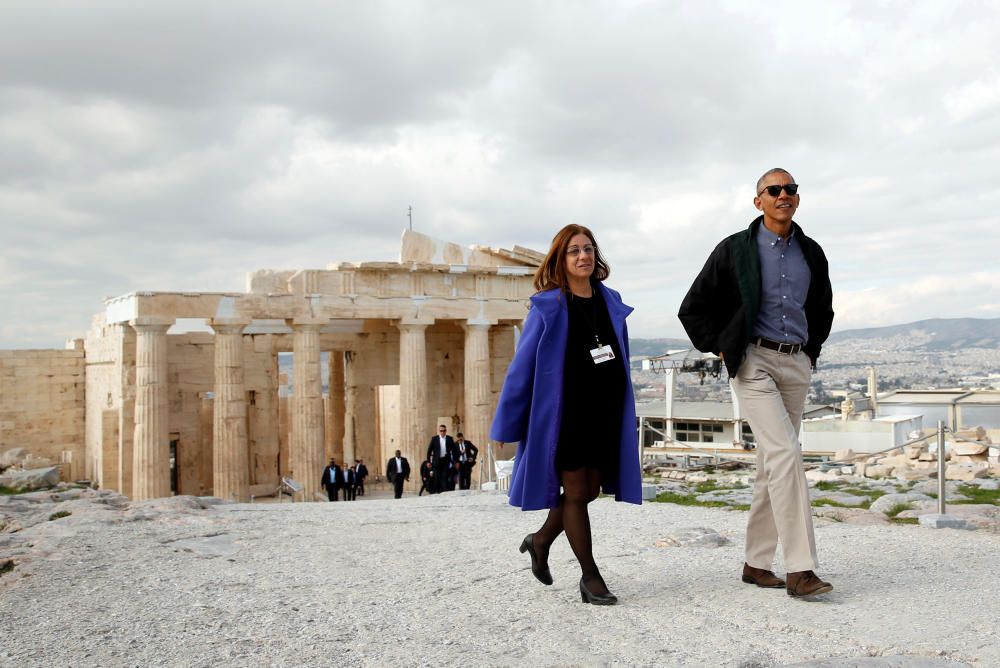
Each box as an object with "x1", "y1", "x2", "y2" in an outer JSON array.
[
  {"x1": 456, "y1": 432, "x2": 464, "y2": 438},
  {"x1": 756, "y1": 168, "x2": 792, "y2": 195}
]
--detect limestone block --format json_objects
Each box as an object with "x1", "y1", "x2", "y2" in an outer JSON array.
[
  {"x1": 945, "y1": 465, "x2": 988, "y2": 481},
  {"x1": 879, "y1": 455, "x2": 911, "y2": 468},
  {"x1": 895, "y1": 468, "x2": 930, "y2": 481},
  {"x1": 0, "y1": 466, "x2": 61, "y2": 490},
  {"x1": 886, "y1": 448, "x2": 903, "y2": 457},
  {"x1": 953, "y1": 442, "x2": 988, "y2": 456},
  {"x1": 854, "y1": 460, "x2": 867, "y2": 477},
  {"x1": 869, "y1": 492, "x2": 933, "y2": 514},
  {"x1": 864, "y1": 464, "x2": 894, "y2": 479},
  {"x1": 904, "y1": 443, "x2": 925, "y2": 459},
  {"x1": 806, "y1": 469, "x2": 841, "y2": 483},
  {"x1": 813, "y1": 507, "x2": 891, "y2": 525},
  {"x1": 956, "y1": 426, "x2": 987, "y2": 441},
  {"x1": 918, "y1": 451, "x2": 937, "y2": 462},
  {"x1": 0, "y1": 447, "x2": 30, "y2": 468},
  {"x1": 952, "y1": 453, "x2": 988, "y2": 465},
  {"x1": 834, "y1": 448, "x2": 855, "y2": 462}
]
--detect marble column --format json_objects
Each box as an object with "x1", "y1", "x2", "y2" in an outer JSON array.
[
  {"x1": 463, "y1": 321, "x2": 493, "y2": 488},
  {"x1": 397, "y1": 321, "x2": 430, "y2": 491},
  {"x1": 131, "y1": 318, "x2": 172, "y2": 500},
  {"x1": 210, "y1": 320, "x2": 249, "y2": 502},
  {"x1": 343, "y1": 350, "x2": 358, "y2": 465},
  {"x1": 328, "y1": 351, "x2": 346, "y2": 464},
  {"x1": 291, "y1": 322, "x2": 326, "y2": 500}
]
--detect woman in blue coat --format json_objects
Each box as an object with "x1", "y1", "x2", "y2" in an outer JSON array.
[{"x1": 490, "y1": 224, "x2": 641, "y2": 605}]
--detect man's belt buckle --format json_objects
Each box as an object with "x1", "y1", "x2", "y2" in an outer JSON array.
[{"x1": 776, "y1": 341, "x2": 798, "y2": 355}]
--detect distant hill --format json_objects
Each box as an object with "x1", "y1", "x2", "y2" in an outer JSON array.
[
  {"x1": 627, "y1": 337, "x2": 693, "y2": 357},
  {"x1": 826, "y1": 318, "x2": 1000, "y2": 351}
]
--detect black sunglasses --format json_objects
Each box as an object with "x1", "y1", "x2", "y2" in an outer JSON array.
[{"x1": 758, "y1": 183, "x2": 799, "y2": 197}]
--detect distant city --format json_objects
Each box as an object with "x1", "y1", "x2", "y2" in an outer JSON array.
[{"x1": 630, "y1": 317, "x2": 1000, "y2": 404}]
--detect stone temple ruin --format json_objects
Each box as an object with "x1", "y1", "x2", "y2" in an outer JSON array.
[{"x1": 0, "y1": 231, "x2": 541, "y2": 501}]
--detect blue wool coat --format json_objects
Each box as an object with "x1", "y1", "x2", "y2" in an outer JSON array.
[{"x1": 489, "y1": 284, "x2": 642, "y2": 511}]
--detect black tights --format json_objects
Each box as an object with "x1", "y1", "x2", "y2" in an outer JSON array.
[{"x1": 533, "y1": 467, "x2": 607, "y2": 595}]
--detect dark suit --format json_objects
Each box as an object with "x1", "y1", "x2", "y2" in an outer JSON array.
[
  {"x1": 454, "y1": 439, "x2": 479, "y2": 490},
  {"x1": 386, "y1": 456, "x2": 411, "y2": 499},
  {"x1": 321, "y1": 464, "x2": 340, "y2": 501},
  {"x1": 355, "y1": 463, "x2": 368, "y2": 496},
  {"x1": 342, "y1": 467, "x2": 357, "y2": 501},
  {"x1": 418, "y1": 460, "x2": 433, "y2": 496},
  {"x1": 427, "y1": 435, "x2": 456, "y2": 493}
]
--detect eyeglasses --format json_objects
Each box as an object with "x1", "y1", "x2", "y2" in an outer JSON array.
[
  {"x1": 758, "y1": 183, "x2": 799, "y2": 197},
  {"x1": 566, "y1": 245, "x2": 595, "y2": 257}
]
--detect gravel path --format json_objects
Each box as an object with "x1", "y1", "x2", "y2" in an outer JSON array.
[{"x1": 1, "y1": 490, "x2": 996, "y2": 667}]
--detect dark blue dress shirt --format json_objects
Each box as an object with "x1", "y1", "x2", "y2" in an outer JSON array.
[{"x1": 751, "y1": 225, "x2": 811, "y2": 345}]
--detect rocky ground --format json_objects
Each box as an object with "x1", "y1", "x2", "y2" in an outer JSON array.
[{"x1": 1, "y1": 479, "x2": 998, "y2": 668}]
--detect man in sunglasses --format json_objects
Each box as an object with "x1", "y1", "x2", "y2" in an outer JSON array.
[{"x1": 678, "y1": 168, "x2": 834, "y2": 599}]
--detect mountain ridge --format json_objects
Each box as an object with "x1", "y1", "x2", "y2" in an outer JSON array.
[{"x1": 630, "y1": 317, "x2": 1000, "y2": 354}]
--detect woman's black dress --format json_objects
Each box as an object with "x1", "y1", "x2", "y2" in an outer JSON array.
[{"x1": 556, "y1": 288, "x2": 626, "y2": 476}]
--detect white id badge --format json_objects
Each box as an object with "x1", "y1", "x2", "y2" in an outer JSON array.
[{"x1": 590, "y1": 345, "x2": 615, "y2": 364}]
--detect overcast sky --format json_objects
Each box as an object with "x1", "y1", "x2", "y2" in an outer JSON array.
[{"x1": 3, "y1": 1, "x2": 1000, "y2": 349}]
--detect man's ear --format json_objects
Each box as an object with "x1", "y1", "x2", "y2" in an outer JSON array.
[{"x1": 753, "y1": 196, "x2": 763, "y2": 211}]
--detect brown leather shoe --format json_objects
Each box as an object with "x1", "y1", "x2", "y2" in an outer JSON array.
[
  {"x1": 786, "y1": 570, "x2": 833, "y2": 597},
  {"x1": 741, "y1": 563, "x2": 785, "y2": 588}
]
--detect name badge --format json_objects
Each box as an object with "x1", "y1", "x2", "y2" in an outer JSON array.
[{"x1": 590, "y1": 345, "x2": 615, "y2": 364}]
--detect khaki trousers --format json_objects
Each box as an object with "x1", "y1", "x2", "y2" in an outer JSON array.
[{"x1": 731, "y1": 344, "x2": 818, "y2": 573}]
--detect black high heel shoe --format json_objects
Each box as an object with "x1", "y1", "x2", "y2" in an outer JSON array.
[
  {"x1": 579, "y1": 577, "x2": 617, "y2": 605},
  {"x1": 518, "y1": 534, "x2": 553, "y2": 586}
]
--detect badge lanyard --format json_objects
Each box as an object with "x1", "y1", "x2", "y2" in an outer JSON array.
[{"x1": 576, "y1": 294, "x2": 615, "y2": 365}]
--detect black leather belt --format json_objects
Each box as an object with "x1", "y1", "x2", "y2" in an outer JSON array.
[{"x1": 753, "y1": 337, "x2": 802, "y2": 355}]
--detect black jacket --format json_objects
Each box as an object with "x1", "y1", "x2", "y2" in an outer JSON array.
[
  {"x1": 678, "y1": 216, "x2": 834, "y2": 377},
  {"x1": 427, "y1": 435, "x2": 456, "y2": 466},
  {"x1": 386, "y1": 456, "x2": 410, "y2": 481}
]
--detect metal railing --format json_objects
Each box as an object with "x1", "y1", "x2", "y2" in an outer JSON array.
[{"x1": 480, "y1": 442, "x2": 512, "y2": 492}]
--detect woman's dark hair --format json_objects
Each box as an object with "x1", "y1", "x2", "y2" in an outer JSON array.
[{"x1": 533, "y1": 224, "x2": 610, "y2": 292}]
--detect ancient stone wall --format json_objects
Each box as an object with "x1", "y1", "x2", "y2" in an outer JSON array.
[
  {"x1": 0, "y1": 347, "x2": 86, "y2": 478},
  {"x1": 85, "y1": 315, "x2": 125, "y2": 489}
]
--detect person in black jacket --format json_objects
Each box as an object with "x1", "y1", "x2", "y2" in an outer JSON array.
[
  {"x1": 354, "y1": 459, "x2": 369, "y2": 496},
  {"x1": 427, "y1": 425, "x2": 456, "y2": 493},
  {"x1": 321, "y1": 458, "x2": 340, "y2": 502},
  {"x1": 418, "y1": 454, "x2": 434, "y2": 496},
  {"x1": 342, "y1": 463, "x2": 357, "y2": 501},
  {"x1": 678, "y1": 168, "x2": 835, "y2": 599},
  {"x1": 454, "y1": 433, "x2": 479, "y2": 490},
  {"x1": 386, "y1": 449, "x2": 411, "y2": 499}
]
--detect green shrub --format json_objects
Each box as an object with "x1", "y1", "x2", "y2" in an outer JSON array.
[
  {"x1": 884, "y1": 502, "x2": 914, "y2": 518},
  {"x1": 812, "y1": 499, "x2": 850, "y2": 508},
  {"x1": 814, "y1": 481, "x2": 842, "y2": 491},
  {"x1": 48, "y1": 511, "x2": 72, "y2": 521},
  {"x1": 954, "y1": 485, "x2": 1000, "y2": 505},
  {"x1": 693, "y1": 480, "x2": 720, "y2": 493}
]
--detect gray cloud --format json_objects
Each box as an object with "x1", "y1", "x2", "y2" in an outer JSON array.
[{"x1": 2, "y1": 1, "x2": 1000, "y2": 348}]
